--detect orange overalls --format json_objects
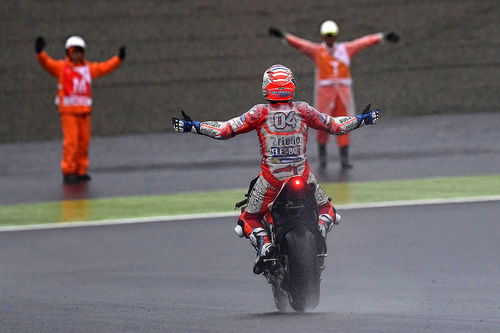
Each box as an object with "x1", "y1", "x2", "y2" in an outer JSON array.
[
  {"x1": 37, "y1": 51, "x2": 122, "y2": 176},
  {"x1": 286, "y1": 33, "x2": 382, "y2": 147}
]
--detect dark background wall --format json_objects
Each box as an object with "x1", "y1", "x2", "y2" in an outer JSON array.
[{"x1": 1, "y1": 0, "x2": 498, "y2": 143}]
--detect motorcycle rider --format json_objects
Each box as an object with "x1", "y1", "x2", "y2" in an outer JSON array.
[
  {"x1": 268, "y1": 21, "x2": 398, "y2": 169},
  {"x1": 172, "y1": 64, "x2": 379, "y2": 273}
]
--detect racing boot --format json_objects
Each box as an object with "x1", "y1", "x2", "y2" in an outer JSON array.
[
  {"x1": 79, "y1": 174, "x2": 92, "y2": 182},
  {"x1": 318, "y1": 144, "x2": 327, "y2": 170},
  {"x1": 249, "y1": 227, "x2": 274, "y2": 275},
  {"x1": 339, "y1": 146, "x2": 352, "y2": 169},
  {"x1": 63, "y1": 174, "x2": 80, "y2": 184},
  {"x1": 317, "y1": 210, "x2": 341, "y2": 271},
  {"x1": 318, "y1": 202, "x2": 341, "y2": 238},
  {"x1": 318, "y1": 212, "x2": 341, "y2": 238}
]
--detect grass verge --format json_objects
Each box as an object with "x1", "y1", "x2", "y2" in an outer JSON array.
[{"x1": 1, "y1": 174, "x2": 499, "y2": 227}]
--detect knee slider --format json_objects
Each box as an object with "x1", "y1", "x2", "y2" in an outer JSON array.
[
  {"x1": 234, "y1": 220, "x2": 245, "y2": 238},
  {"x1": 334, "y1": 213, "x2": 341, "y2": 225},
  {"x1": 235, "y1": 219, "x2": 253, "y2": 238},
  {"x1": 234, "y1": 216, "x2": 259, "y2": 239}
]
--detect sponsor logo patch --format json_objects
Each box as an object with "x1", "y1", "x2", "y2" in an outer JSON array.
[
  {"x1": 203, "y1": 121, "x2": 222, "y2": 128},
  {"x1": 201, "y1": 128, "x2": 219, "y2": 137},
  {"x1": 270, "y1": 146, "x2": 300, "y2": 157}
]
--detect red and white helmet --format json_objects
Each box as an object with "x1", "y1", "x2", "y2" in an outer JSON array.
[{"x1": 262, "y1": 64, "x2": 296, "y2": 102}]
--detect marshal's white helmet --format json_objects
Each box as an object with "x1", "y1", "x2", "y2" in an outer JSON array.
[
  {"x1": 320, "y1": 20, "x2": 339, "y2": 36},
  {"x1": 65, "y1": 36, "x2": 86, "y2": 50}
]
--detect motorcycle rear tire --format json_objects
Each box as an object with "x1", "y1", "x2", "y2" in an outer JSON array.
[{"x1": 285, "y1": 227, "x2": 320, "y2": 312}]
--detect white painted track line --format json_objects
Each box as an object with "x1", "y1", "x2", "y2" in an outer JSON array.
[{"x1": 1, "y1": 195, "x2": 499, "y2": 232}]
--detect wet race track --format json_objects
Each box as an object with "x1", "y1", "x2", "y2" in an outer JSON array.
[
  {"x1": 1, "y1": 202, "x2": 499, "y2": 332},
  {"x1": 1, "y1": 113, "x2": 500, "y2": 332},
  {"x1": 1, "y1": 113, "x2": 500, "y2": 205}
]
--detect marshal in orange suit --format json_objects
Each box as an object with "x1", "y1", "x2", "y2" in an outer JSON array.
[
  {"x1": 35, "y1": 36, "x2": 125, "y2": 184},
  {"x1": 269, "y1": 21, "x2": 399, "y2": 169}
]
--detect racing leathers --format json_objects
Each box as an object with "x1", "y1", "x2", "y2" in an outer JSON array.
[
  {"x1": 185, "y1": 101, "x2": 367, "y2": 249},
  {"x1": 284, "y1": 33, "x2": 383, "y2": 158}
]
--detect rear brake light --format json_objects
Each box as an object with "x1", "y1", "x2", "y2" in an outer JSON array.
[{"x1": 290, "y1": 177, "x2": 305, "y2": 190}]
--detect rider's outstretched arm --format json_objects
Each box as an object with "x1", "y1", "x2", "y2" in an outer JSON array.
[
  {"x1": 172, "y1": 114, "x2": 232, "y2": 139},
  {"x1": 172, "y1": 108, "x2": 261, "y2": 140},
  {"x1": 299, "y1": 102, "x2": 379, "y2": 135}
]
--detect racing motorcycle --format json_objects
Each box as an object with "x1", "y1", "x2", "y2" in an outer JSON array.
[{"x1": 235, "y1": 175, "x2": 327, "y2": 312}]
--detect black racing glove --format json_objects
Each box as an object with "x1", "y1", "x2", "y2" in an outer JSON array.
[
  {"x1": 118, "y1": 46, "x2": 126, "y2": 60},
  {"x1": 268, "y1": 27, "x2": 284, "y2": 39},
  {"x1": 35, "y1": 36, "x2": 46, "y2": 53},
  {"x1": 384, "y1": 32, "x2": 400, "y2": 43}
]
